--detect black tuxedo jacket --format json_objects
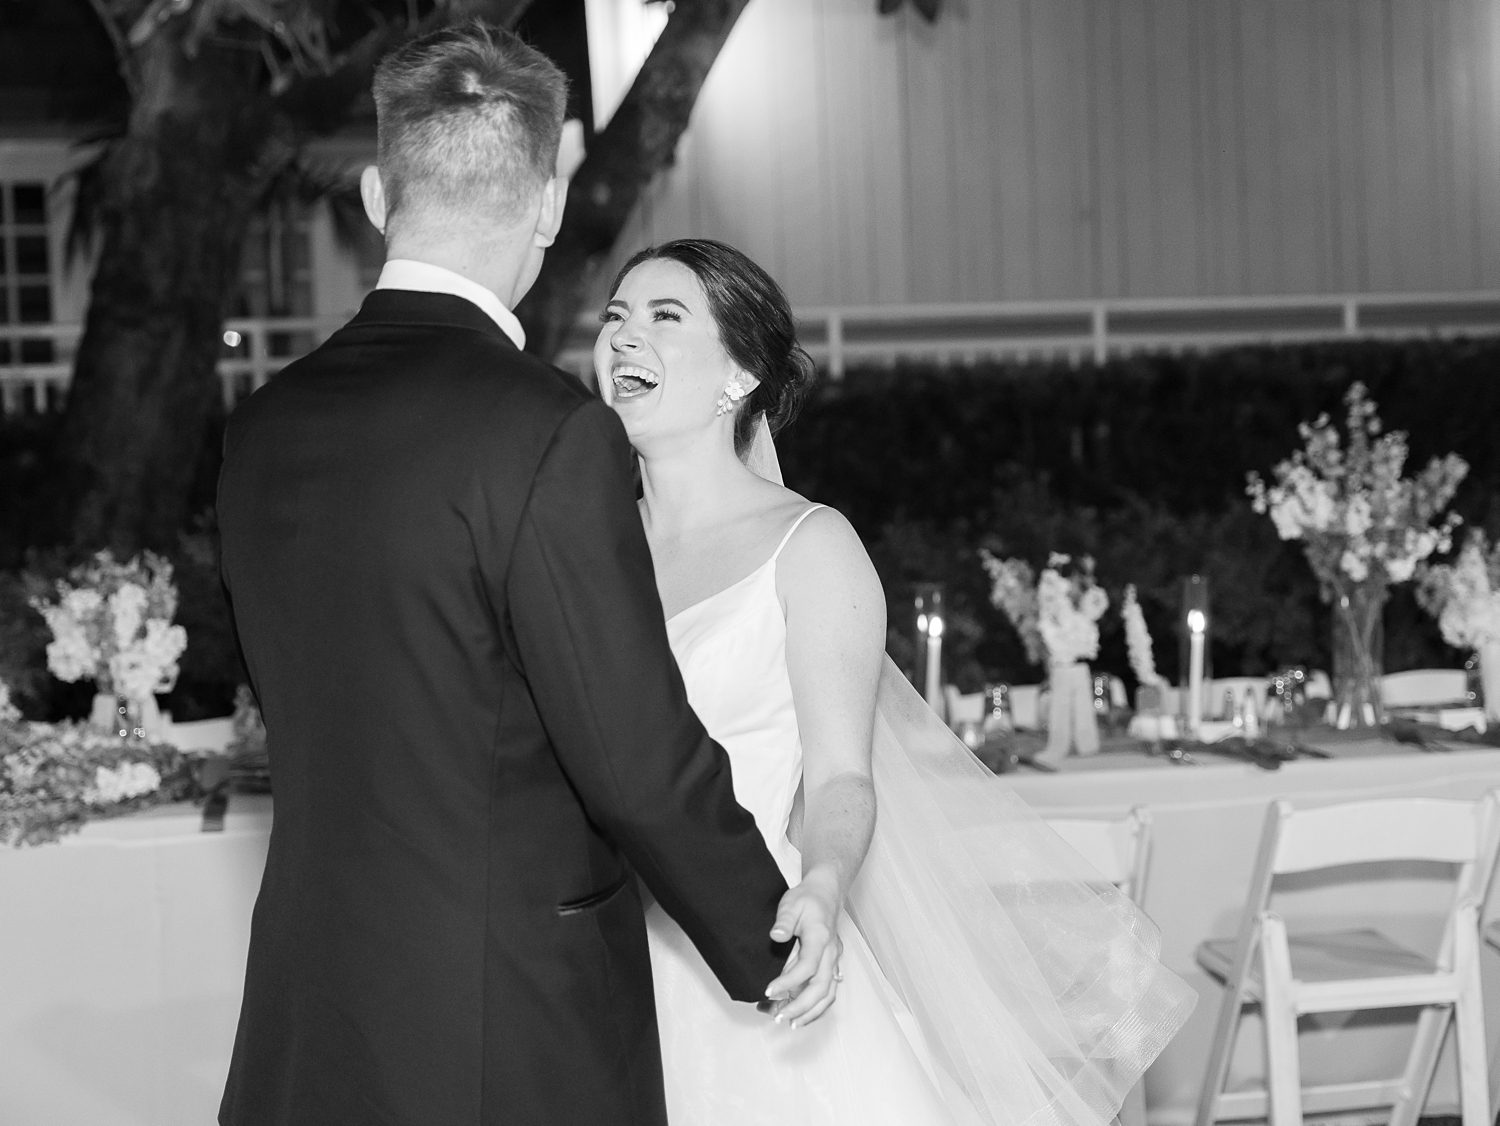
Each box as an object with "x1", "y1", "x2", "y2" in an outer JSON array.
[{"x1": 216, "y1": 290, "x2": 789, "y2": 1125}]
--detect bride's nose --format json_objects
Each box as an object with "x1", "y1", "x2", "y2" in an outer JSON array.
[{"x1": 610, "y1": 318, "x2": 643, "y2": 351}]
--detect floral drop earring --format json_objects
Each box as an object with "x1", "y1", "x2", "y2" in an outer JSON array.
[{"x1": 715, "y1": 377, "x2": 749, "y2": 417}]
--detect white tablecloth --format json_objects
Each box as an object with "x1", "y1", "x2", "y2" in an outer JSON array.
[
  {"x1": 0, "y1": 794, "x2": 272, "y2": 1126},
  {"x1": 8, "y1": 741, "x2": 1500, "y2": 1125},
  {"x1": 1004, "y1": 742, "x2": 1500, "y2": 1126}
]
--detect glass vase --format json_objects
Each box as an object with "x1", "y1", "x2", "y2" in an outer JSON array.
[
  {"x1": 88, "y1": 673, "x2": 117, "y2": 733},
  {"x1": 1478, "y1": 641, "x2": 1500, "y2": 724},
  {"x1": 1043, "y1": 661, "x2": 1100, "y2": 759},
  {"x1": 88, "y1": 673, "x2": 157, "y2": 742},
  {"x1": 1330, "y1": 582, "x2": 1387, "y2": 730}
]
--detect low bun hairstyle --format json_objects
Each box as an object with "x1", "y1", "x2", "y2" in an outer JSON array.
[{"x1": 608, "y1": 239, "x2": 816, "y2": 455}]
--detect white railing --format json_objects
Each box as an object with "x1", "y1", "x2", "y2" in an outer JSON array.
[
  {"x1": 0, "y1": 317, "x2": 343, "y2": 416},
  {"x1": 558, "y1": 289, "x2": 1500, "y2": 379},
  {"x1": 5, "y1": 291, "x2": 1500, "y2": 414}
]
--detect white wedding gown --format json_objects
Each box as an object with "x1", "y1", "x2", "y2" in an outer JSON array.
[{"x1": 646, "y1": 506, "x2": 960, "y2": 1124}]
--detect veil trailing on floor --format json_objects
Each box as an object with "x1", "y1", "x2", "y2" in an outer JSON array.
[{"x1": 744, "y1": 418, "x2": 1196, "y2": 1126}]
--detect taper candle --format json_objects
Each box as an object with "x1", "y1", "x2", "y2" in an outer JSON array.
[{"x1": 1187, "y1": 609, "x2": 1206, "y2": 734}]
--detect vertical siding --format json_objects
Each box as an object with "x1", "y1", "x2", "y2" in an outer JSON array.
[{"x1": 593, "y1": 0, "x2": 1500, "y2": 307}]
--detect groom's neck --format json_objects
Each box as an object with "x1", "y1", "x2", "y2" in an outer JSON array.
[{"x1": 385, "y1": 229, "x2": 535, "y2": 311}]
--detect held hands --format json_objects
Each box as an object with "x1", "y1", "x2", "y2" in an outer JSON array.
[{"x1": 760, "y1": 867, "x2": 844, "y2": 1028}]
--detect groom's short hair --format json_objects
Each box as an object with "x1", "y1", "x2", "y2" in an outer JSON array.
[{"x1": 372, "y1": 21, "x2": 568, "y2": 230}]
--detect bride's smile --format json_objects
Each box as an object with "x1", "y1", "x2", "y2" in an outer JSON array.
[{"x1": 608, "y1": 361, "x2": 659, "y2": 399}]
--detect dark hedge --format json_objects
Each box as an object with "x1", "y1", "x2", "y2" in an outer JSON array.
[{"x1": 2, "y1": 335, "x2": 1494, "y2": 716}]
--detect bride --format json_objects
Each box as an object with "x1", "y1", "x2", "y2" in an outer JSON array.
[{"x1": 595, "y1": 238, "x2": 1195, "y2": 1124}]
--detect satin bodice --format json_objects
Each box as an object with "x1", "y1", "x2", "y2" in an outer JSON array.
[{"x1": 664, "y1": 507, "x2": 824, "y2": 880}]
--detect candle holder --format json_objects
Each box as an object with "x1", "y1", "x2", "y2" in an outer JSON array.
[
  {"x1": 983, "y1": 683, "x2": 1013, "y2": 736},
  {"x1": 1092, "y1": 674, "x2": 1124, "y2": 735},
  {"x1": 912, "y1": 583, "x2": 946, "y2": 719},
  {"x1": 1266, "y1": 666, "x2": 1313, "y2": 731}
]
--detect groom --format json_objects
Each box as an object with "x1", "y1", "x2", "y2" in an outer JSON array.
[{"x1": 218, "y1": 23, "x2": 801, "y2": 1125}]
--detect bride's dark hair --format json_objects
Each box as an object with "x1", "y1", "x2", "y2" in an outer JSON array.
[{"x1": 609, "y1": 238, "x2": 816, "y2": 454}]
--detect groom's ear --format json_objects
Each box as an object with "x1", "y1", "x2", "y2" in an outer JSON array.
[
  {"x1": 360, "y1": 166, "x2": 388, "y2": 235},
  {"x1": 533, "y1": 176, "x2": 565, "y2": 249}
]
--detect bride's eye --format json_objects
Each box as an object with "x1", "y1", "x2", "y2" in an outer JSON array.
[
  {"x1": 598, "y1": 308, "x2": 623, "y2": 324},
  {"x1": 652, "y1": 309, "x2": 682, "y2": 323}
]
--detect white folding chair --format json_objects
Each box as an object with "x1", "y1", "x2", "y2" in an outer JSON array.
[
  {"x1": 1045, "y1": 807, "x2": 1154, "y2": 907},
  {"x1": 1046, "y1": 807, "x2": 1154, "y2": 1126},
  {"x1": 1474, "y1": 920, "x2": 1500, "y2": 1110},
  {"x1": 1009, "y1": 684, "x2": 1042, "y2": 729},
  {"x1": 1206, "y1": 677, "x2": 1270, "y2": 720},
  {"x1": 1382, "y1": 669, "x2": 1469, "y2": 709},
  {"x1": 943, "y1": 686, "x2": 983, "y2": 730},
  {"x1": 941, "y1": 683, "x2": 1047, "y2": 730},
  {"x1": 1194, "y1": 794, "x2": 1500, "y2": 1126}
]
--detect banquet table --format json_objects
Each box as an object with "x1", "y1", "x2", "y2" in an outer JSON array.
[
  {"x1": 7, "y1": 734, "x2": 1500, "y2": 1125},
  {"x1": 0, "y1": 793, "x2": 272, "y2": 1126},
  {"x1": 1001, "y1": 732, "x2": 1500, "y2": 1126}
]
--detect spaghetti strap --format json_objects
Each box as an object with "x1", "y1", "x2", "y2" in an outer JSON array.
[{"x1": 769, "y1": 504, "x2": 827, "y2": 563}]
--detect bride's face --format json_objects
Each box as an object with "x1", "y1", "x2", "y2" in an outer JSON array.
[{"x1": 594, "y1": 259, "x2": 743, "y2": 445}]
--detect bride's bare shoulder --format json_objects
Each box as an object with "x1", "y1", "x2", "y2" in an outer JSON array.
[{"x1": 775, "y1": 502, "x2": 879, "y2": 591}]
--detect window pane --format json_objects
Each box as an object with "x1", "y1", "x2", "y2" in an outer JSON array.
[
  {"x1": 0, "y1": 341, "x2": 11, "y2": 364},
  {"x1": 0, "y1": 239, "x2": 7, "y2": 273},
  {"x1": 15, "y1": 235, "x2": 48, "y2": 275},
  {"x1": 19, "y1": 337, "x2": 54, "y2": 363},
  {"x1": 287, "y1": 235, "x2": 310, "y2": 273},
  {"x1": 17, "y1": 285, "x2": 52, "y2": 322},
  {"x1": 289, "y1": 278, "x2": 312, "y2": 316},
  {"x1": 12, "y1": 184, "x2": 46, "y2": 225},
  {"x1": 268, "y1": 328, "x2": 316, "y2": 356}
]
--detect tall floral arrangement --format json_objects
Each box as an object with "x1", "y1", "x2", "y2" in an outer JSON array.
[
  {"x1": 981, "y1": 551, "x2": 1108, "y2": 667},
  {"x1": 1246, "y1": 382, "x2": 1467, "y2": 727},
  {"x1": 1121, "y1": 585, "x2": 1166, "y2": 688},
  {"x1": 1246, "y1": 382, "x2": 1466, "y2": 592},
  {"x1": 30, "y1": 551, "x2": 188, "y2": 703},
  {"x1": 1417, "y1": 531, "x2": 1500, "y2": 651},
  {"x1": 982, "y1": 552, "x2": 1109, "y2": 758},
  {"x1": 1037, "y1": 554, "x2": 1109, "y2": 665},
  {"x1": 978, "y1": 553, "x2": 1042, "y2": 665}
]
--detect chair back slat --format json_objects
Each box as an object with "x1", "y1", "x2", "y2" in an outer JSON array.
[
  {"x1": 1273, "y1": 799, "x2": 1479, "y2": 875},
  {"x1": 1043, "y1": 807, "x2": 1152, "y2": 903},
  {"x1": 1381, "y1": 669, "x2": 1468, "y2": 709}
]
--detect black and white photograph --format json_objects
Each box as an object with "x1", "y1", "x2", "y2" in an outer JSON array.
[{"x1": 1, "y1": 1, "x2": 1499, "y2": 1124}]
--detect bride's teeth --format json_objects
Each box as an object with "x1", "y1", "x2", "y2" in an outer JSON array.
[{"x1": 612, "y1": 365, "x2": 660, "y2": 397}]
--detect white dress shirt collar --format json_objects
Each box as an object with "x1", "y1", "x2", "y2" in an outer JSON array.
[{"x1": 375, "y1": 259, "x2": 526, "y2": 350}]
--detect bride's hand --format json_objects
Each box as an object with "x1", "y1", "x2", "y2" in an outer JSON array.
[{"x1": 762, "y1": 868, "x2": 843, "y2": 1028}]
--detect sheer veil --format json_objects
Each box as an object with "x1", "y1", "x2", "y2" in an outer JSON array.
[{"x1": 743, "y1": 415, "x2": 1196, "y2": 1126}]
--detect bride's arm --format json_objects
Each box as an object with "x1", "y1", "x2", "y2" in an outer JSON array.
[{"x1": 763, "y1": 506, "x2": 886, "y2": 1027}]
